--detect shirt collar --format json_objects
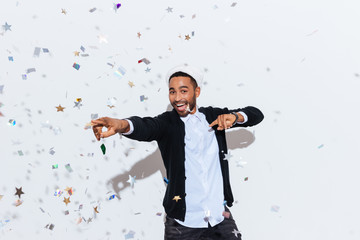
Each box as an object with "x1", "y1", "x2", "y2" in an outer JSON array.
[{"x1": 180, "y1": 105, "x2": 202, "y2": 123}]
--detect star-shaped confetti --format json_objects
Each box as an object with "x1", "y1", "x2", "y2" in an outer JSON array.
[
  {"x1": 166, "y1": 7, "x2": 173, "y2": 13},
  {"x1": 94, "y1": 206, "x2": 99, "y2": 213},
  {"x1": 128, "y1": 81, "x2": 135, "y2": 88},
  {"x1": 63, "y1": 197, "x2": 70, "y2": 206},
  {"x1": 2, "y1": 22, "x2": 12, "y2": 31},
  {"x1": 224, "y1": 152, "x2": 233, "y2": 161},
  {"x1": 61, "y1": 9, "x2": 67, "y2": 15},
  {"x1": 173, "y1": 195, "x2": 181, "y2": 202},
  {"x1": 145, "y1": 67, "x2": 151, "y2": 73},
  {"x1": 74, "y1": 51, "x2": 80, "y2": 56},
  {"x1": 137, "y1": 32, "x2": 141, "y2": 38},
  {"x1": 232, "y1": 229, "x2": 241, "y2": 238},
  {"x1": 15, "y1": 187, "x2": 24, "y2": 198},
  {"x1": 55, "y1": 105, "x2": 65, "y2": 112},
  {"x1": 185, "y1": 35, "x2": 191, "y2": 40},
  {"x1": 127, "y1": 175, "x2": 136, "y2": 188}
]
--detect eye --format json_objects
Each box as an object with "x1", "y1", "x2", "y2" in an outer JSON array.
[
  {"x1": 181, "y1": 90, "x2": 187, "y2": 93},
  {"x1": 169, "y1": 91, "x2": 175, "y2": 94}
]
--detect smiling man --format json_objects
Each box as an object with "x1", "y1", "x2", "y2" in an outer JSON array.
[{"x1": 92, "y1": 64, "x2": 264, "y2": 239}]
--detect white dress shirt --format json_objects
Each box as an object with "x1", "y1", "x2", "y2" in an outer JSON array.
[{"x1": 123, "y1": 107, "x2": 248, "y2": 228}]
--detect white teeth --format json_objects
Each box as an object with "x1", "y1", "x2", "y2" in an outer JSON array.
[{"x1": 177, "y1": 104, "x2": 185, "y2": 107}]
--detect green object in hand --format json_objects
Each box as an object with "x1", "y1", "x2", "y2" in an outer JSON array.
[{"x1": 100, "y1": 144, "x2": 106, "y2": 155}]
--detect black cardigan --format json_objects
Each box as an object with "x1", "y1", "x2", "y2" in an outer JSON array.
[{"x1": 124, "y1": 106, "x2": 264, "y2": 221}]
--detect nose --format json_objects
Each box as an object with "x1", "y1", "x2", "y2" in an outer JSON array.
[{"x1": 175, "y1": 92, "x2": 182, "y2": 102}]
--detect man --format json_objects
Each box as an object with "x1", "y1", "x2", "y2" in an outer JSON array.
[{"x1": 92, "y1": 64, "x2": 264, "y2": 239}]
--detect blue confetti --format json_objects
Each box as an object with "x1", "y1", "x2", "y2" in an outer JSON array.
[{"x1": 163, "y1": 177, "x2": 169, "y2": 184}]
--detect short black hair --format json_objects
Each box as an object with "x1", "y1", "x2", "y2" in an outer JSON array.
[{"x1": 169, "y1": 71, "x2": 198, "y2": 89}]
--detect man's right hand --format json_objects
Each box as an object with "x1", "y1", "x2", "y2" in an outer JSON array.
[{"x1": 91, "y1": 117, "x2": 130, "y2": 141}]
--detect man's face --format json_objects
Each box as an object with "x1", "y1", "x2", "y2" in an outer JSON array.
[{"x1": 169, "y1": 76, "x2": 200, "y2": 117}]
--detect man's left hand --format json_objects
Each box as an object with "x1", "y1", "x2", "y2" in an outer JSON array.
[{"x1": 209, "y1": 114, "x2": 238, "y2": 130}]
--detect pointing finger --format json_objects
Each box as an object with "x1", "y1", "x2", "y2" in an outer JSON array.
[{"x1": 209, "y1": 119, "x2": 218, "y2": 127}]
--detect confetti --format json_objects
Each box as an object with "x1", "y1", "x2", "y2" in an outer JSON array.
[
  {"x1": 0, "y1": 195, "x2": 3, "y2": 200},
  {"x1": 232, "y1": 229, "x2": 241, "y2": 238},
  {"x1": 65, "y1": 163, "x2": 73, "y2": 172},
  {"x1": 33, "y1": 47, "x2": 41, "y2": 57},
  {"x1": 137, "y1": 32, "x2": 141, "y2": 38},
  {"x1": 8, "y1": 119, "x2": 16, "y2": 126},
  {"x1": 65, "y1": 187, "x2": 73, "y2": 196},
  {"x1": 61, "y1": 9, "x2": 67, "y2": 14},
  {"x1": 100, "y1": 143, "x2": 106, "y2": 154},
  {"x1": 26, "y1": 68, "x2": 36, "y2": 73},
  {"x1": 108, "y1": 194, "x2": 115, "y2": 200},
  {"x1": 80, "y1": 46, "x2": 85, "y2": 52},
  {"x1": 244, "y1": 177, "x2": 248, "y2": 181},
  {"x1": 15, "y1": 187, "x2": 24, "y2": 198},
  {"x1": 73, "y1": 63, "x2": 80, "y2": 70},
  {"x1": 63, "y1": 197, "x2": 70, "y2": 206},
  {"x1": 166, "y1": 7, "x2": 173, "y2": 13},
  {"x1": 73, "y1": 98, "x2": 83, "y2": 109},
  {"x1": 91, "y1": 113, "x2": 98, "y2": 119},
  {"x1": 81, "y1": 53, "x2": 89, "y2": 57},
  {"x1": 271, "y1": 205, "x2": 280, "y2": 212},
  {"x1": 14, "y1": 199, "x2": 23, "y2": 206},
  {"x1": 107, "y1": 97, "x2": 117, "y2": 108},
  {"x1": 42, "y1": 48, "x2": 49, "y2": 53},
  {"x1": 140, "y1": 95, "x2": 148, "y2": 102},
  {"x1": 54, "y1": 189, "x2": 63, "y2": 197},
  {"x1": 114, "y1": 66, "x2": 126, "y2": 78},
  {"x1": 8, "y1": 56, "x2": 13, "y2": 61},
  {"x1": 89, "y1": 8, "x2": 97, "y2": 13},
  {"x1": 145, "y1": 67, "x2": 151, "y2": 73},
  {"x1": 17, "y1": 150, "x2": 24, "y2": 156},
  {"x1": 163, "y1": 177, "x2": 169, "y2": 184},
  {"x1": 74, "y1": 51, "x2": 80, "y2": 56},
  {"x1": 138, "y1": 58, "x2": 151, "y2": 65},
  {"x1": 231, "y1": 2, "x2": 237, "y2": 7},
  {"x1": 52, "y1": 164, "x2": 58, "y2": 169},
  {"x1": 124, "y1": 230, "x2": 135, "y2": 239},
  {"x1": 56, "y1": 104, "x2": 65, "y2": 112},
  {"x1": 22, "y1": 74, "x2": 27, "y2": 80},
  {"x1": 318, "y1": 144, "x2": 324, "y2": 149},
  {"x1": 94, "y1": 206, "x2": 99, "y2": 213},
  {"x1": 173, "y1": 195, "x2": 181, "y2": 202},
  {"x1": 156, "y1": 212, "x2": 162, "y2": 216},
  {"x1": 128, "y1": 81, "x2": 135, "y2": 88},
  {"x1": 0, "y1": 85, "x2": 3, "y2": 93},
  {"x1": 127, "y1": 175, "x2": 136, "y2": 188},
  {"x1": 223, "y1": 151, "x2": 233, "y2": 160},
  {"x1": 2, "y1": 22, "x2": 11, "y2": 31},
  {"x1": 64, "y1": 210, "x2": 69, "y2": 215},
  {"x1": 49, "y1": 147, "x2": 55, "y2": 155},
  {"x1": 185, "y1": 35, "x2": 190, "y2": 40}
]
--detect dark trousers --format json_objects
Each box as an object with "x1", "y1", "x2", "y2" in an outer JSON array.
[{"x1": 164, "y1": 208, "x2": 242, "y2": 240}]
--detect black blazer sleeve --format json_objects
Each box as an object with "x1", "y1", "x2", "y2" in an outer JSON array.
[
  {"x1": 214, "y1": 106, "x2": 264, "y2": 128},
  {"x1": 123, "y1": 113, "x2": 168, "y2": 142}
]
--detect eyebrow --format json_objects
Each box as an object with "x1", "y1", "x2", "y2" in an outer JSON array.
[{"x1": 169, "y1": 86, "x2": 189, "y2": 91}]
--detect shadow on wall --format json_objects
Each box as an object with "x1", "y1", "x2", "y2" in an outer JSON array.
[{"x1": 107, "y1": 105, "x2": 256, "y2": 198}]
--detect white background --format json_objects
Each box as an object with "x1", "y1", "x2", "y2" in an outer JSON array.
[{"x1": 1, "y1": 0, "x2": 360, "y2": 239}]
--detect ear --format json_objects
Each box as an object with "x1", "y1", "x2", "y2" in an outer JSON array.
[{"x1": 195, "y1": 86, "x2": 201, "y2": 98}]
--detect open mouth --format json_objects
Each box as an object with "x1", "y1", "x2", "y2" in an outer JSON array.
[{"x1": 176, "y1": 103, "x2": 192, "y2": 112}]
